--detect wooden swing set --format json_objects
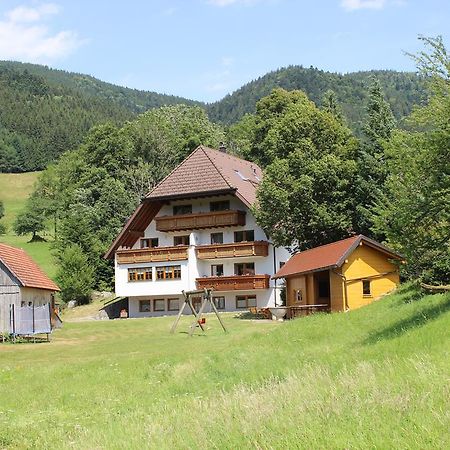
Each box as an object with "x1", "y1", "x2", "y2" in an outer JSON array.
[{"x1": 170, "y1": 288, "x2": 227, "y2": 336}]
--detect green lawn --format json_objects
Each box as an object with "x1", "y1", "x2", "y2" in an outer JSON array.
[
  {"x1": 0, "y1": 285, "x2": 448, "y2": 449},
  {"x1": 0, "y1": 172, "x2": 57, "y2": 279}
]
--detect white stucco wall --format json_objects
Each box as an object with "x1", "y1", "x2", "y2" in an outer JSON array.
[{"x1": 114, "y1": 195, "x2": 291, "y2": 318}]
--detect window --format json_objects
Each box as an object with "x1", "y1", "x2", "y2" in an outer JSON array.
[
  {"x1": 362, "y1": 280, "x2": 372, "y2": 296},
  {"x1": 211, "y1": 264, "x2": 224, "y2": 277},
  {"x1": 295, "y1": 289, "x2": 303, "y2": 302},
  {"x1": 153, "y1": 299, "x2": 165, "y2": 311},
  {"x1": 128, "y1": 267, "x2": 152, "y2": 282},
  {"x1": 210, "y1": 232, "x2": 224, "y2": 244},
  {"x1": 236, "y1": 295, "x2": 257, "y2": 309},
  {"x1": 156, "y1": 265, "x2": 182, "y2": 280},
  {"x1": 174, "y1": 235, "x2": 190, "y2": 246},
  {"x1": 139, "y1": 300, "x2": 151, "y2": 312},
  {"x1": 173, "y1": 204, "x2": 192, "y2": 216},
  {"x1": 234, "y1": 262, "x2": 255, "y2": 276},
  {"x1": 210, "y1": 200, "x2": 230, "y2": 212},
  {"x1": 140, "y1": 238, "x2": 159, "y2": 249},
  {"x1": 213, "y1": 296, "x2": 225, "y2": 310},
  {"x1": 168, "y1": 298, "x2": 180, "y2": 311},
  {"x1": 234, "y1": 230, "x2": 255, "y2": 242}
]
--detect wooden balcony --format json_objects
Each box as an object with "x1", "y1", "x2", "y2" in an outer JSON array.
[
  {"x1": 155, "y1": 210, "x2": 246, "y2": 232},
  {"x1": 196, "y1": 274, "x2": 270, "y2": 291},
  {"x1": 116, "y1": 246, "x2": 188, "y2": 264},
  {"x1": 196, "y1": 241, "x2": 269, "y2": 260}
]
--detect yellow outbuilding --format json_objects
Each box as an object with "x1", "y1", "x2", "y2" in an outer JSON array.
[{"x1": 273, "y1": 235, "x2": 403, "y2": 312}]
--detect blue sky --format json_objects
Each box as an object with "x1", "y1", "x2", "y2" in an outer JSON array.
[{"x1": 0, "y1": 0, "x2": 448, "y2": 102}]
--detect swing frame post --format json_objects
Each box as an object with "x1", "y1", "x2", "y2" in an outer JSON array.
[{"x1": 170, "y1": 288, "x2": 227, "y2": 336}]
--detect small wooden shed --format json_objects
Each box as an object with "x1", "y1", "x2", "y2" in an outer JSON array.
[
  {"x1": 0, "y1": 243, "x2": 60, "y2": 334},
  {"x1": 273, "y1": 235, "x2": 403, "y2": 312}
]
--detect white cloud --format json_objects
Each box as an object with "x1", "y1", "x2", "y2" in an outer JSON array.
[
  {"x1": 0, "y1": 3, "x2": 84, "y2": 63},
  {"x1": 6, "y1": 3, "x2": 60, "y2": 23},
  {"x1": 340, "y1": 0, "x2": 387, "y2": 11}
]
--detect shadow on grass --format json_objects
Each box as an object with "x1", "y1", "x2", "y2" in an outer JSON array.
[
  {"x1": 365, "y1": 295, "x2": 450, "y2": 344},
  {"x1": 388, "y1": 282, "x2": 423, "y2": 307}
]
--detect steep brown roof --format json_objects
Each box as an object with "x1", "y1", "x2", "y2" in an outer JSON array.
[
  {"x1": 0, "y1": 243, "x2": 60, "y2": 291},
  {"x1": 105, "y1": 146, "x2": 262, "y2": 258},
  {"x1": 147, "y1": 146, "x2": 262, "y2": 207},
  {"x1": 273, "y1": 235, "x2": 403, "y2": 279}
]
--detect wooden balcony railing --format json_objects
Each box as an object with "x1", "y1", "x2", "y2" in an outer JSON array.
[
  {"x1": 196, "y1": 241, "x2": 269, "y2": 259},
  {"x1": 155, "y1": 210, "x2": 246, "y2": 232},
  {"x1": 116, "y1": 246, "x2": 188, "y2": 264},
  {"x1": 196, "y1": 274, "x2": 270, "y2": 291}
]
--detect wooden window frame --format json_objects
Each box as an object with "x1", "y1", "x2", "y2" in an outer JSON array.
[
  {"x1": 155, "y1": 265, "x2": 182, "y2": 281},
  {"x1": 139, "y1": 300, "x2": 151, "y2": 312},
  {"x1": 234, "y1": 262, "x2": 255, "y2": 276},
  {"x1": 234, "y1": 230, "x2": 255, "y2": 243},
  {"x1": 128, "y1": 267, "x2": 152, "y2": 282},
  {"x1": 153, "y1": 298, "x2": 165, "y2": 312},
  {"x1": 168, "y1": 298, "x2": 180, "y2": 311},
  {"x1": 362, "y1": 280, "x2": 372, "y2": 297},
  {"x1": 236, "y1": 295, "x2": 257, "y2": 309}
]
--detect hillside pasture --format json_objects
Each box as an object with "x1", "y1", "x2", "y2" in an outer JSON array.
[
  {"x1": 0, "y1": 285, "x2": 448, "y2": 449},
  {"x1": 0, "y1": 171, "x2": 57, "y2": 279}
]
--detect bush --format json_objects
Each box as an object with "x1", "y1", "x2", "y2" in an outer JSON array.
[{"x1": 56, "y1": 244, "x2": 94, "y2": 304}]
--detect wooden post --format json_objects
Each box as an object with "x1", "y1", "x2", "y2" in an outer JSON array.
[
  {"x1": 188, "y1": 292, "x2": 209, "y2": 336},
  {"x1": 208, "y1": 290, "x2": 227, "y2": 333},
  {"x1": 170, "y1": 288, "x2": 227, "y2": 336}
]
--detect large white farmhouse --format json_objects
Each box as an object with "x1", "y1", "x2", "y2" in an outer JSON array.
[{"x1": 105, "y1": 145, "x2": 290, "y2": 318}]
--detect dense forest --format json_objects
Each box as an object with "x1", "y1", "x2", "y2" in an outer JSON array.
[
  {"x1": 0, "y1": 61, "x2": 427, "y2": 173},
  {"x1": 0, "y1": 61, "x2": 199, "y2": 172},
  {"x1": 207, "y1": 66, "x2": 428, "y2": 128}
]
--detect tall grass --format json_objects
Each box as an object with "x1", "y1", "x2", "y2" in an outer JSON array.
[{"x1": 0, "y1": 285, "x2": 448, "y2": 449}]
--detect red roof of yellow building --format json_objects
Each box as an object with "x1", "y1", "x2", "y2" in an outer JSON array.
[
  {"x1": 0, "y1": 243, "x2": 60, "y2": 291},
  {"x1": 273, "y1": 235, "x2": 403, "y2": 279}
]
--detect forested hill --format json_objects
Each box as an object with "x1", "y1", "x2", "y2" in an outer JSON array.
[
  {"x1": 206, "y1": 66, "x2": 427, "y2": 129},
  {"x1": 0, "y1": 61, "x2": 200, "y2": 113},
  {"x1": 0, "y1": 61, "x2": 199, "y2": 173},
  {"x1": 0, "y1": 61, "x2": 428, "y2": 173}
]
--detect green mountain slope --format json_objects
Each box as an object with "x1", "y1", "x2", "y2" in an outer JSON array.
[
  {"x1": 0, "y1": 62, "x2": 428, "y2": 173},
  {"x1": 206, "y1": 66, "x2": 428, "y2": 131},
  {"x1": 0, "y1": 61, "x2": 199, "y2": 172}
]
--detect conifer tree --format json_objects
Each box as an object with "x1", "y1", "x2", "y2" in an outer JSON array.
[
  {"x1": 356, "y1": 77, "x2": 396, "y2": 236},
  {"x1": 321, "y1": 89, "x2": 344, "y2": 123}
]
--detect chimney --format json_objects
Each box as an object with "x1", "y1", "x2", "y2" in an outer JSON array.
[{"x1": 219, "y1": 142, "x2": 227, "y2": 153}]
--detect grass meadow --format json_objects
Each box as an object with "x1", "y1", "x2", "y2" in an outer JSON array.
[
  {"x1": 0, "y1": 172, "x2": 57, "y2": 279},
  {"x1": 0, "y1": 284, "x2": 449, "y2": 449}
]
